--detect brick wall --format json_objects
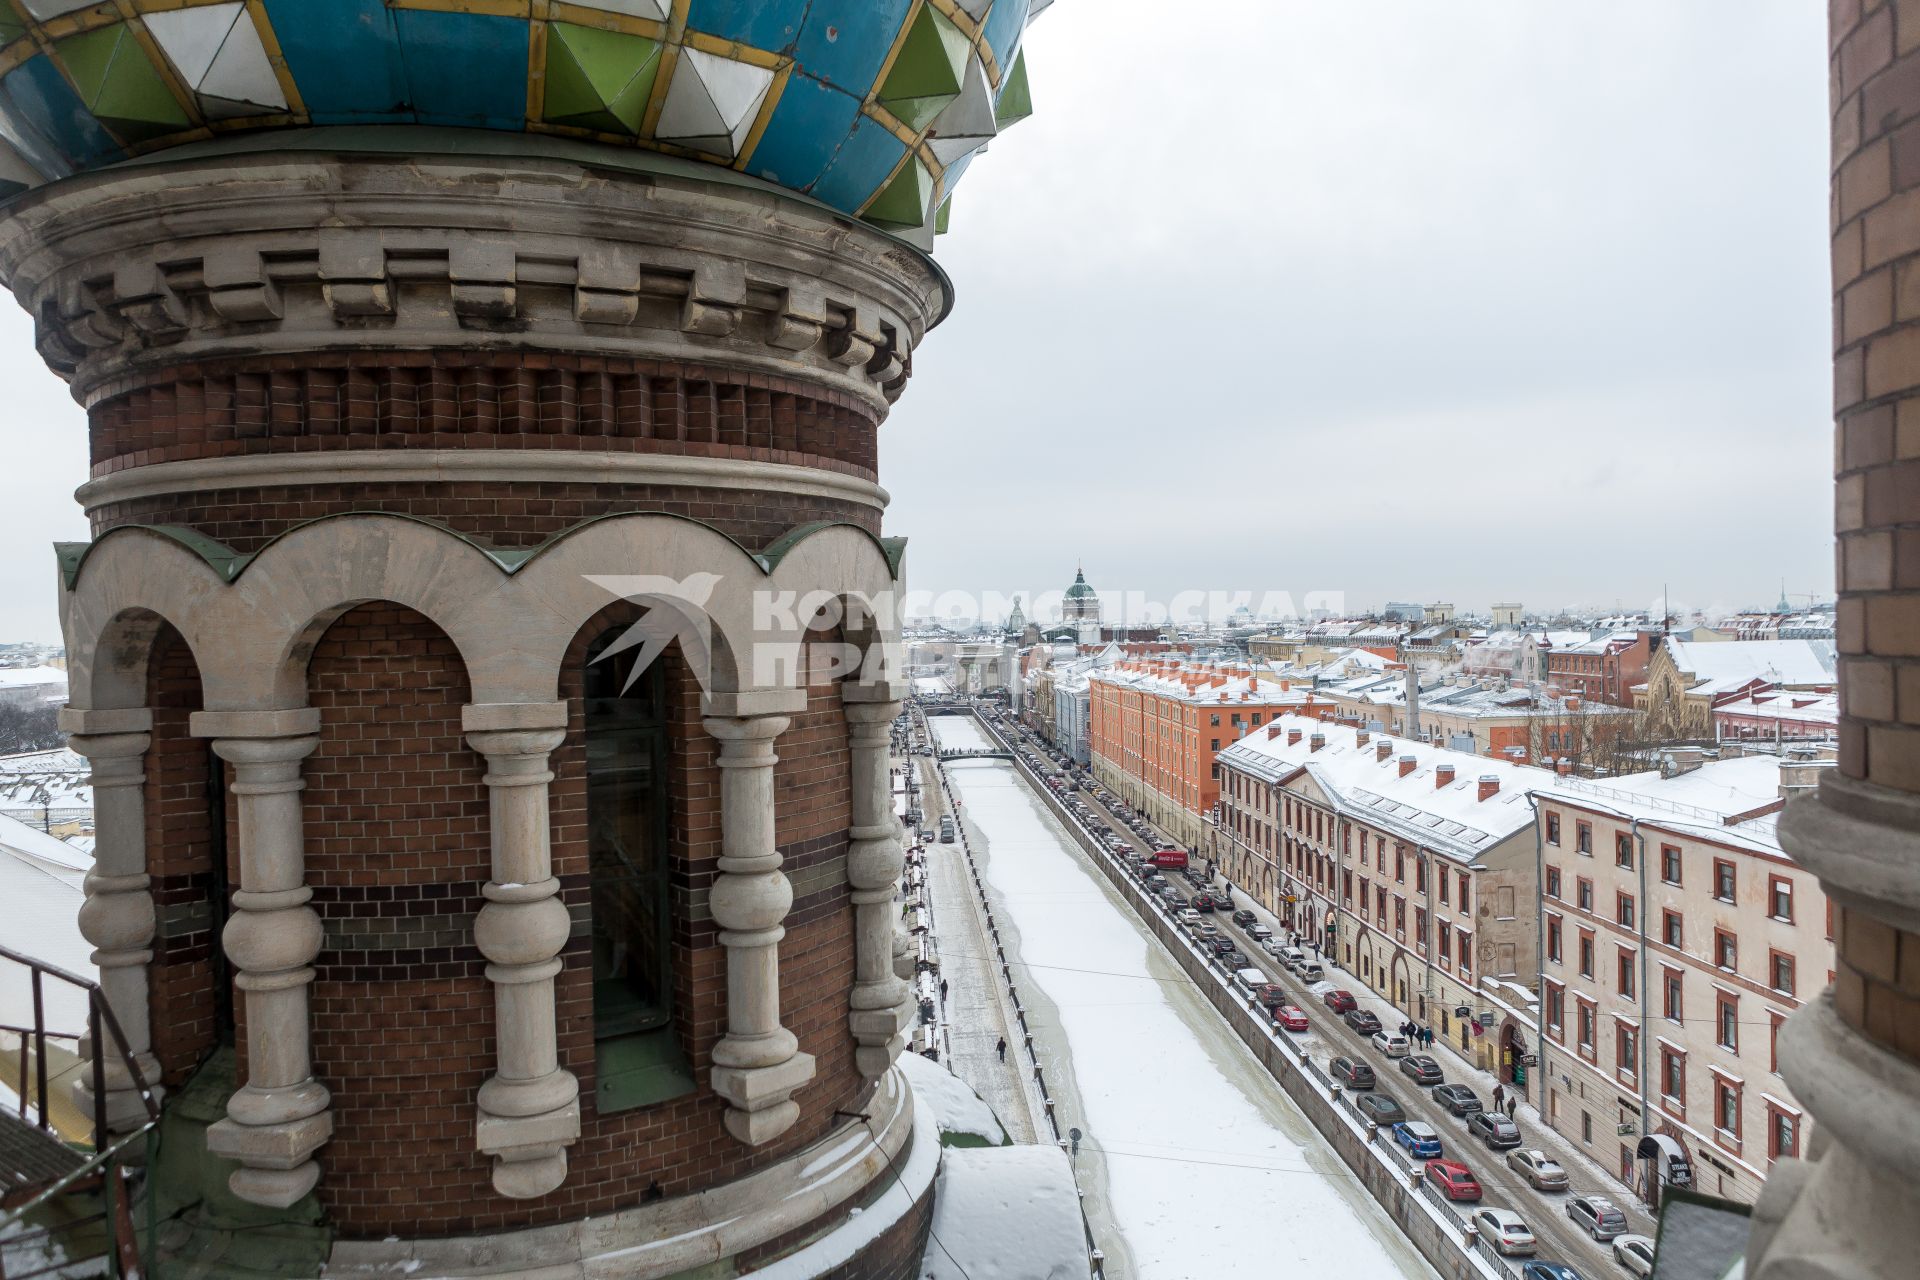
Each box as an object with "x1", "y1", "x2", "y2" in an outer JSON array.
[
  {"x1": 86, "y1": 353, "x2": 879, "y2": 480},
  {"x1": 90, "y1": 480, "x2": 878, "y2": 550},
  {"x1": 144, "y1": 624, "x2": 224, "y2": 1087},
  {"x1": 1829, "y1": 0, "x2": 1920, "y2": 1065},
  {"x1": 302, "y1": 603, "x2": 495, "y2": 1232}
]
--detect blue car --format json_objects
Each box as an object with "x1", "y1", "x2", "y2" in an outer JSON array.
[{"x1": 1392, "y1": 1120, "x2": 1444, "y2": 1159}]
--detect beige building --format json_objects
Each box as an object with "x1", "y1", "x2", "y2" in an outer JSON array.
[
  {"x1": 1634, "y1": 638, "x2": 1836, "y2": 740},
  {"x1": 1532, "y1": 754, "x2": 1833, "y2": 1207},
  {"x1": 1213, "y1": 715, "x2": 1549, "y2": 1065}
]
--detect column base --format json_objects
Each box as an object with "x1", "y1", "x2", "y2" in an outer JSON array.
[
  {"x1": 477, "y1": 1092, "x2": 582, "y2": 1200},
  {"x1": 711, "y1": 1051, "x2": 816, "y2": 1147},
  {"x1": 207, "y1": 1110, "x2": 333, "y2": 1209}
]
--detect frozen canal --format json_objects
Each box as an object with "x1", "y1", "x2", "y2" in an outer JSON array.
[{"x1": 928, "y1": 716, "x2": 1434, "y2": 1280}]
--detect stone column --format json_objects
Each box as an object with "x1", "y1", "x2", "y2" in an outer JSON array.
[
  {"x1": 463, "y1": 702, "x2": 579, "y2": 1199},
  {"x1": 1750, "y1": 8, "x2": 1920, "y2": 1278},
  {"x1": 702, "y1": 689, "x2": 814, "y2": 1146},
  {"x1": 192, "y1": 708, "x2": 329, "y2": 1209},
  {"x1": 842, "y1": 683, "x2": 910, "y2": 1078},
  {"x1": 61, "y1": 707, "x2": 162, "y2": 1138}
]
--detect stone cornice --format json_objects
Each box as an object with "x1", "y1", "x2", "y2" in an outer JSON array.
[
  {"x1": 0, "y1": 149, "x2": 947, "y2": 411},
  {"x1": 76, "y1": 448, "x2": 890, "y2": 515}
]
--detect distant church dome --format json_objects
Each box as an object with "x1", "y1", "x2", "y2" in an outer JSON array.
[{"x1": 1064, "y1": 566, "x2": 1095, "y2": 599}]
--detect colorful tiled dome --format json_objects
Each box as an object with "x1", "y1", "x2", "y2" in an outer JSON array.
[{"x1": 0, "y1": 0, "x2": 1045, "y2": 240}]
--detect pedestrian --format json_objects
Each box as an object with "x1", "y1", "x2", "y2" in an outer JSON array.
[
  {"x1": 1423, "y1": 1028, "x2": 1433, "y2": 1049},
  {"x1": 996, "y1": 1036, "x2": 1007, "y2": 1063},
  {"x1": 1493, "y1": 1083, "x2": 1506, "y2": 1110},
  {"x1": 1506, "y1": 1097, "x2": 1517, "y2": 1120},
  {"x1": 939, "y1": 978, "x2": 949, "y2": 1003}
]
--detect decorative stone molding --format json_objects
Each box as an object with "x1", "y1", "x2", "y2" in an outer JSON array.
[
  {"x1": 0, "y1": 147, "x2": 946, "y2": 413},
  {"x1": 462, "y1": 702, "x2": 579, "y2": 1200},
  {"x1": 191, "y1": 707, "x2": 330, "y2": 1209},
  {"x1": 701, "y1": 687, "x2": 814, "y2": 1146},
  {"x1": 842, "y1": 682, "x2": 911, "y2": 1079},
  {"x1": 75, "y1": 449, "x2": 890, "y2": 517},
  {"x1": 60, "y1": 706, "x2": 162, "y2": 1138}
]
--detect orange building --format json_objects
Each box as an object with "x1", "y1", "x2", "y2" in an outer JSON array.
[{"x1": 1088, "y1": 660, "x2": 1318, "y2": 848}]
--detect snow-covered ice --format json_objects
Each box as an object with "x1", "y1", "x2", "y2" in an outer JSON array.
[{"x1": 928, "y1": 716, "x2": 1435, "y2": 1280}]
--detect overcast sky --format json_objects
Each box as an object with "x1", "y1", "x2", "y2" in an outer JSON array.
[{"x1": 0, "y1": 1, "x2": 1830, "y2": 642}]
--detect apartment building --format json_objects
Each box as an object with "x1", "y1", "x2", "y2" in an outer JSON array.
[
  {"x1": 1088, "y1": 661, "x2": 1312, "y2": 847},
  {"x1": 1213, "y1": 715, "x2": 1548, "y2": 1066},
  {"x1": 1531, "y1": 754, "x2": 1833, "y2": 1207}
]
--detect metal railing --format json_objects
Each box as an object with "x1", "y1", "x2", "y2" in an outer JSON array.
[{"x1": 0, "y1": 944, "x2": 159, "y2": 1280}]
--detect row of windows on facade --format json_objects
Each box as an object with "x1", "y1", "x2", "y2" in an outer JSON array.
[
  {"x1": 1546, "y1": 812, "x2": 1797, "y2": 914},
  {"x1": 1547, "y1": 990, "x2": 1801, "y2": 1166}
]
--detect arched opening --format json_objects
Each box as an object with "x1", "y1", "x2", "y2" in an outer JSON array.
[{"x1": 582, "y1": 626, "x2": 680, "y2": 1060}]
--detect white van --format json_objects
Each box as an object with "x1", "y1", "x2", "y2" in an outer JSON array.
[
  {"x1": 1298, "y1": 961, "x2": 1327, "y2": 984},
  {"x1": 1234, "y1": 967, "x2": 1270, "y2": 991}
]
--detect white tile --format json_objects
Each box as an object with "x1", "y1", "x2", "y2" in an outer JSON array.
[{"x1": 143, "y1": 2, "x2": 244, "y2": 90}]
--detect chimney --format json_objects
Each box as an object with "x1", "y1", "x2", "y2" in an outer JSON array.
[
  {"x1": 1556, "y1": 758, "x2": 1573, "y2": 777},
  {"x1": 1477, "y1": 775, "x2": 1500, "y2": 801},
  {"x1": 1435, "y1": 763, "x2": 1455, "y2": 788},
  {"x1": 1288, "y1": 729, "x2": 1303, "y2": 746},
  {"x1": 1357, "y1": 729, "x2": 1371, "y2": 747},
  {"x1": 1398, "y1": 754, "x2": 1417, "y2": 778},
  {"x1": 1310, "y1": 732, "x2": 1326, "y2": 752},
  {"x1": 1249, "y1": 677, "x2": 1258, "y2": 692},
  {"x1": 1267, "y1": 723, "x2": 1284, "y2": 740},
  {"x1": 1376, "y1": 740, "x2": 1393, "y2": 763}
]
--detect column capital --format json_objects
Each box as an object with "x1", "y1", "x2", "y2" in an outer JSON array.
[
  {"x1": 841, "y1": 680, "x2": 908, "y2": 706},
  {"x1": 702, "y1": 687, "x2": 806, "y2": 720},
  {"x1": 59, "y1": 706, "x2": 152, "y2": 739},
  {"x1": 192, "y1": 707, "x2": 322, "y2": 741},
  {"x1": 462, "y1": 701, "x2": 569, "y2": 735}
]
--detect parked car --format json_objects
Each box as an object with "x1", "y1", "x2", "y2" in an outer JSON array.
[
  {"x1": 1298, "y1": 961, "x2": 1327, "y2": 983},
  {"x1": 1400, "y1": 1054, "x2": 1444, "y2": 1086},
  {"x1": 1254, "y1": 984, "x2": 1290, "y2": 1009},
  {"x1": 1196, "y1": 921, "x2": 1219, "y2": 937},
  {"x1": 1232, "y1": 909, "x2": 1257, "y2": 927},
  {"x1": 1566, "y1": 1195, "x2": 1630, "y2": 1242},
  {"x1": 1613, "y1": 1234, "x2": 1656, "y2": 1278},
  {"x1": 1223, "y1": 948, "x2": 1250, "y2": 969},
  {"x1": 1330, "y1": 1056, "x2": 1375, "y2": 1088},
  {"x1": 1248, "y1": 924, "x2": 1273, "y2": 942},
  {"x1": 1344, "y1": 1009, "x2": 1383, "y2": 1036},
  {"x1": 1193, "y1": 895, "x2": 1217, "y2": 912},
  {"x1": 1518, "y1": 1265, "x2": 1585, "y2": 1280},
  {"x1": 1356, "y1": 1093, "x2": 1405, "y2": 1126},
  {"x1": 1506, "y1": 1149, "x2": 1571, "y2": 1192},
  {"x1": 1261, "y1": 939, "x2": 1289, "y2": 958},
  {"x1": 1207, "y1": 936, "x2": 1235, "y2": 956},
  {"x1": 1323, "y1": 989, "x2": 1358, "y2": 1014},
  {"x1": 1424, "y1": 1159, "x2": 1483, "y2": 1202},
  {"x1": 1276, "y1": 946, "x2": 1307, "y2": 971},
  {"x1": 1393, "y1": 1121, "x2": 1444, "y2": 1159},
  {"x1": 1434, "y1": 1084, "x2": 1483, "y2": 1116},
  {"x1": 1371, "y1": 1031, "x2": 1411, "y2": 1058},
  {"x1": 1469, "y1": 1111, "x2": 1523, "y2": 1150},
  {"x1": 1472, "y1": 1208, "x2": 1538, "y2": 1257},
  {"x1": 1274, "y1": 1005, "x2": 1309, "y2": 1032}
]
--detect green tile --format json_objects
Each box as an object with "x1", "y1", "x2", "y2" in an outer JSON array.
[
  {"x1": 58, "y1": 24, "x2": 189, "y2": 141},
  {"x1": 863, "y1": 157, "x2": 932, "y2": 230},
  {"x1": 595, "y1": 1027, "x2": 696, "y2": 1112},
  {"x1": 545, "y1": 21, "x2": 661, "y2": 135},
  {"x1": 994, "y1": 47, "x2": 1031, "y2": 128},
  {"x1": 934, "y1": 195, "x2": 951, "y2": 235},
  {"x1": 878, "y1": 5, "x2": 967, "y2": 131}
]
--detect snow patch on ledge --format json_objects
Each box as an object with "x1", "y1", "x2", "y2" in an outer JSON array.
[
  {"x1": 898, "y1": 1049, "x2": 1010, "y2": 1146},
  {"x1": 922, "y1": 1144, "x2": 1089, "y2": 1280}
]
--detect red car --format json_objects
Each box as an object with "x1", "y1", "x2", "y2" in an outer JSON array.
[
  {"x1": 1274, "y1": 1005, "x2": 1309, "y2": 1032},
  {"x1": 1424, "y1": 1159, "x2": 1483, "y2": 1202},
  {"x1": 1323, "y1": 989, "x2": 1358, "y2": 1014},
  {"x1": 1192, "y1": 895, "x2": 1217, "y2": 912}
]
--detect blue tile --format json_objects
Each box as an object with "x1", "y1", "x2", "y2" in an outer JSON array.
[
  {"x1": 791, "y1": 0, "x2": 911, "y2": 97},
  {"x1": 746, "y1": 72, "x2": 862, "y2": 193},
  {"x1": 0, "y1": 57, "x2": 117, "y2": 169},
  {"x1": 261, "y1": 0, "x2": 408, "y2": 123},
  {"x1": 392, "y1": 10, "x2": 529, "y2": 129},
  {"x1": 809, "y1": 111, "x2": 905, "y2": 212},
  {"x1": 981, "y1": 0, "x2": 1026, "y2": 70},
  {"x1": 684, "y1": 0, "x2": 803, "y2": 53}
]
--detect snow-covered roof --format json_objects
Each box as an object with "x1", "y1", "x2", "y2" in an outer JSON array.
[
  {"x1": 0, "y1": 666, "x2": 67, "y2": 690},
  {"x1": 0, "y1": 810, "x2": 92, "y2": 1035},
  {"x1": 1533, "y1": 756, "x2": 1800, "y2": 857},
  {"x1": 1712, "y1": 692, "x2": 1840, "y2": 726},
  {"x1": 920, "y1": 1143, "x2": 1090, "y2": 1280},
  {"x1": 1217, "y1": 713, "x2": 1551, "y2": 862},
  {"x1": 1662, "y1": 638, "x2": 1837, "y2": 695},
  {"x1": 0, "y1": 748, "x2": 91, "y2": 817}
]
